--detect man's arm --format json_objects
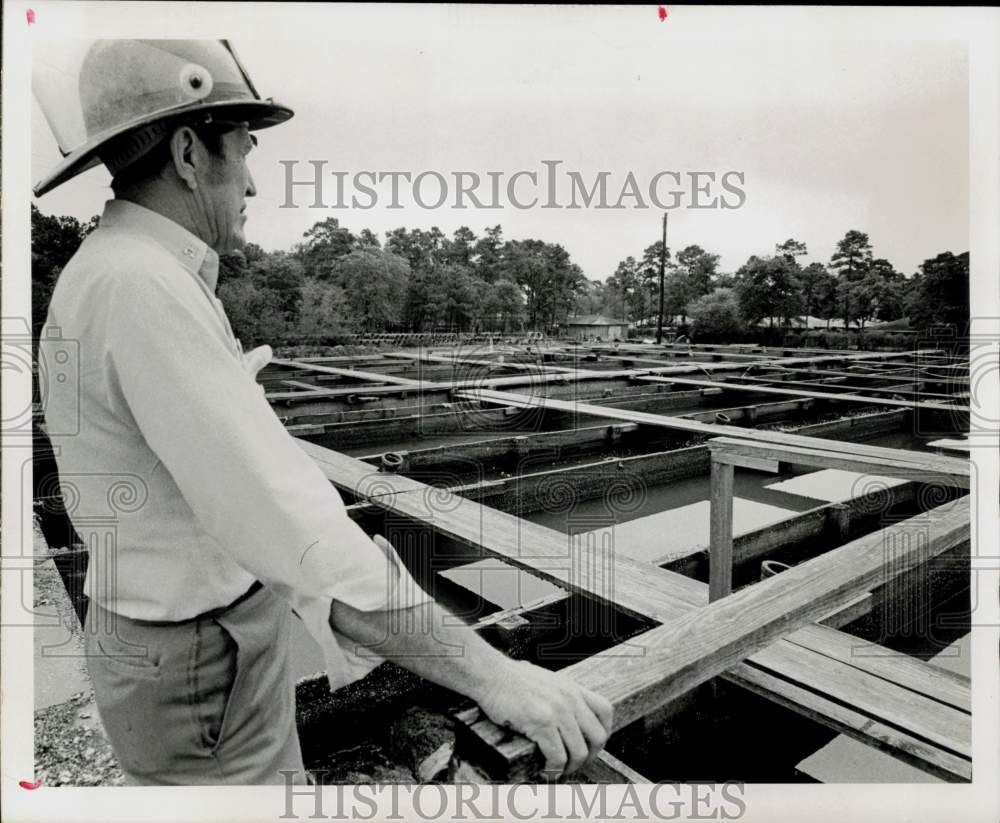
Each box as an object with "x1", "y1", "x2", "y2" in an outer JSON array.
[
  {"x1": 330, "y1": 596, "x2": 613, "y2": 778},
  {"x1": 104, "y1": 265, "x2": 611, "y2": 773}
]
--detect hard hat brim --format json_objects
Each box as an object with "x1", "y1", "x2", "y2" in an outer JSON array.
[{"x1": 33, "y1": 98, "x2": 293, "y2": 197}]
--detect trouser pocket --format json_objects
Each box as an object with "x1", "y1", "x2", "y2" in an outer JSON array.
[{"x1": 191, "y1": 617, "x2": 240, "y2": 752}]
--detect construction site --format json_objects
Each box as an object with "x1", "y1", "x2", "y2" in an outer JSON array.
[{"x1": 36, "y1": 337, "x2": 972, "y2": 785}]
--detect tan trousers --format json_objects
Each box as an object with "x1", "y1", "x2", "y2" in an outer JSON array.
[{"x1": 84, "y1": 585, "x2": 306, "y2": 785}]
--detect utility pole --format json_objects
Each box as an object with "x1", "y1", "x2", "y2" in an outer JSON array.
[{"x1": 656, "y1": 211, "x2": 668, "y2": 344}]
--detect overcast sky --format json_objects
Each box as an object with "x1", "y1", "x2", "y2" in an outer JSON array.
[{"x1": 31, "y1": 11, "x2": 969, "y2": 282}]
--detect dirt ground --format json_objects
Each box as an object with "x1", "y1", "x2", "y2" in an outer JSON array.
[{"x1": 33, "y1": 527, "x2": 125, "y2": 786}]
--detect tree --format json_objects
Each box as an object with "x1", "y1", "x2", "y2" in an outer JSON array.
[
  {"x1": 385, "y1": 226, "x2": 445, "y2": 274},
  {"x1": 830, "y1": 230, "x2": 874, "y2": 329},
  {"x1": 687, "y1": 288, "x2": 743, "y2": 341},
  {"x1": 443, "y1": 226, "x2": 477, "y2": 266},
  {"x1": 297, "y1": 217, "x2": 356, "y2": 279},
  {"x1": 334, "y1": 249, "x2": 410, "y2": 331},
  {"x1": 662, "y1": 265, "x2": 693, "y2": 325},
  {"x1": 481, "y1": 278, "x2": 526, "y2": 331},
  {"x1": 797, "y1": 262, "x2": 833, "y2": 319},
  {"x1": 906, "y1": 251, "x2": 969, "y2": 331},
  {"x1": 775, "y1": 238, "x2": 808, "y2": 261},
  {"x1": 218, "y1": 250, "x2": 249, "y2": 286},
  {"x1": 675, "y1": 244, "x2": 720, "y2": 299},
  {"x1": 573, "y1": 279, "x2": 606, "y2": 317},
  {"x1": 30, "y1": 206, "x2": 99, "y2": 340},
  {"x1": 217, "y1": 278, "x2": 290, "y2": 345},
  {"x1": 355, "y1": 229, "x2": 382, "y2": 250},
  {"x1": 296, "y1": 279, "x2": 348, "y2": 338},
  {"x1": 505, "y1": 239, "x2": 585, "y2": 329},
  {"x1": 639, "y1": 240, "x2": 671, "y2": 327},
  {"x1": 249, "y1": 251, "x2": 305, "y2": 321},
  {"x1": 864, "y1": 258, "x2": 906, "y2": 325},
  {"x1": 472, "y1": 225, "x2": 505, "y2": 283},
  {"x1": 734, "y1": 255, "x2": 803, "y2": 328},
  {"x1": 607, "y1": 256, "x2": 642, "y2": 323}
]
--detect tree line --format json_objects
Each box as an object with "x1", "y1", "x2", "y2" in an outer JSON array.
[
  {"x1": 598, "y1": 230, "x2": 968, "y2": 341},
  {"x1": 30, "y1": 206, "x2": 969, "y2": 347},
  {"x1": 212, "y1": 219, "x2": 592, "y2": 343}
]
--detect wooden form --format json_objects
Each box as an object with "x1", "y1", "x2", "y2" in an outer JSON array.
[
  {"x1": 272, "y1": 357, "x2": 428, "y2": 387},
  {"x1": 273, "y1": 345, "x2": 971, "y2": 781},
  {"x1": 453, "y1": 498, "x2": 970, "y2": 781},
  {"x1": 297, "y1": 439, "x2": 971, "y2": 782},
  {"x1": 638, "y1": 374, "x2": 967, "y2": 412},
  {"x1": 705, "y1": 436, "x2": 972, "y2": 601},
  {"x1": 457, "y1": 388, "x2": 970, "y2": 488}
]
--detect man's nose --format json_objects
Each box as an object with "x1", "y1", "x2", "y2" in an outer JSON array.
[{"x1": 246, "y1": 170, "x2": 257, "y2": 198}]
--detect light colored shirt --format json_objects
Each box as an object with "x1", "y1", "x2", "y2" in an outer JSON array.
[{"x1": 43, "y1": 199, "x2": 429, "y2": 688}]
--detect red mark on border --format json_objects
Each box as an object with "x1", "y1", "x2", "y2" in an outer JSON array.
[
  {"x1": 26, "y1": 8, "x2": 36, "y2": 24},
  {"x1": 658, "y1": 6, "x2": 667, "y2": 21},
  {"x1": 19, "y1": 780, "x2": 42, "y2": 790}
]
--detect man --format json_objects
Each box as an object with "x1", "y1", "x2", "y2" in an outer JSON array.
[{"x1": 36, "y1": 40, "x2": 611, "y2": 785}]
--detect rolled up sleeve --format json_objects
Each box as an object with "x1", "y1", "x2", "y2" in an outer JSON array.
[{"x1": 105, "y1": 266, "x2": 429, "y2": 688}]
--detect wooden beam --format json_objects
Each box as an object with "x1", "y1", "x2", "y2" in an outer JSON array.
[
  {"x1": 458, "y1": 388, "x2": 970, "y2": 484},
  {"x1": 272, "y1": 358, "x2": 427, "y2": 387},
  {"x1": 638, "y1": 374, "x2": 966, "y2": 413},
  {"x1": 708, "y1": 460, "x2": 735, "y2": 601},
  {"x1": 581, "y1": 751, "x2": 650, "y2": 783},
  {"x1": 454, "y1": 498, "x2": 970, "y2": 781},
  {"x1": 708, "y1": 437, "x2": 969, "y2": 488},
  {"x1": 728, "y1": 662, "x2": 970, "y2": 782},
  {"x1": 783, "y1": 623, "x2": 971, "y2": 713},
  {"x1": 298, "y1": 439, "x2": 970, "y2": 781}
]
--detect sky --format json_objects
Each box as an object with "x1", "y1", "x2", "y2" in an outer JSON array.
[{"x1": 30, "y1": 10, "x2": 969, "y2": 283}]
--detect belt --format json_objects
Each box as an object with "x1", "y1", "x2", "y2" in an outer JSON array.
[{"x1": 98, "y1": 581, "x2": 264, "y2": 627}]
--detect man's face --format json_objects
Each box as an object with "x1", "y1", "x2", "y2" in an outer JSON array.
[{"x1": 197, "y1": 125, "x2": 257, "y2": 255}]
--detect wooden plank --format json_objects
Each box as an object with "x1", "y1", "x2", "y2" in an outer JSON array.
[
  {"x1": 745, "y1": 636, "x2": 969, "y2": 756},
  {"x1": 296, "y1": 438, "x2": 698, "y2": 624},
  {"x1": 639, "y1": 374, "x2": 966, "y2": 412},
  {"x1": 655, "y1": 482, "x2": 918, "y2": 570},
  {"x1": 782, "y1": 624, "x2": 971, "y2": 712},
  {"x1": 273, "y1": 358, "x2": 428, "y2": 387},
  {"x1": 268, "y1": 384, "x2": 416, "y2": 402},
  {"x1": 298, "y1": 439, "x2": 970, "y2": 780},
  {"x1": 709, "y1": 437, "x2": 969, "y2": 488},
  {"x1": 581, "y1": 751, "x2": 650, "y2": 784},
  {"x1": 726, "y1": 663, "x2": 971, "y2": 782},
  {"x1": 928, "y1": 438, "x2": 976, "y2": 454},
  {"x1": 455, "y1": 498, "x2": 969, "y2": 780},
  {"x1": 459, "y1": 388, "x2": 970, "y2": 482},
  {"x1": 708, "y1": 459, "x2": 735, "y2": 601}
]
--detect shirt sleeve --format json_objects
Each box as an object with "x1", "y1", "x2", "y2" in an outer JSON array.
[{"x1": 104, "y1": 261, "x2": 430, "y2": 689}]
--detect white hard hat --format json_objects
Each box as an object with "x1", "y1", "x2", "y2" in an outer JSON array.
[{"x1": 33, "y1": 39, "x2": 293, "y2": 196}]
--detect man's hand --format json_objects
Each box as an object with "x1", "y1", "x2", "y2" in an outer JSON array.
[{"x1": 476, "y1": 658, "x2": 613, "y2": 779}]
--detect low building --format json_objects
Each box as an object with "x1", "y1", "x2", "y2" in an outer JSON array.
[{"x1": 565, "y1": 315, "x2": 627, "y2": 341}]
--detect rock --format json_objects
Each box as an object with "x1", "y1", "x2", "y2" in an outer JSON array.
[
  {"x1": 387, "y1": 706, "x2": 456, "y2": 779},
  {"x1": 417, "y1": 741, "x2": 454, "y2": 783}
]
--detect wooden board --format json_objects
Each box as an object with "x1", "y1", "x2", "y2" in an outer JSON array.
[
  {"x1": 455, "y1": 498, "x2": 970, "y2": 780},
  {"x1": 708, "y1": 437, "x2": 969, "y2": 488},
  {"x1": 297, "y1": 439, "x2": 971, "y2": 781},
  {"x1": 458, "y1": 388, "x2": 970, "y2": 484},
  {"x1": 273, "y1": 358, "x2": 427, "y2": 387},
  {"x1": 729, "y1": 663, "x2": 970, "y2": 782},
  {"x1": 784, "y1": 624, "x2": 971, "y2": 713},
  {"x1": 639, "y1": 374, "x2": 967, "y2": 412}
]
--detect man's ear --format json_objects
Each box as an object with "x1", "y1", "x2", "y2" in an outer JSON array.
[{"x1": 168, "y1": 126, "x2": 201, "y2": 191}]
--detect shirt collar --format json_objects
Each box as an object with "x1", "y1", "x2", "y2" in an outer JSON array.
[{"x1": 99, "y1": 199, "x2": 221, "y2": 293}]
